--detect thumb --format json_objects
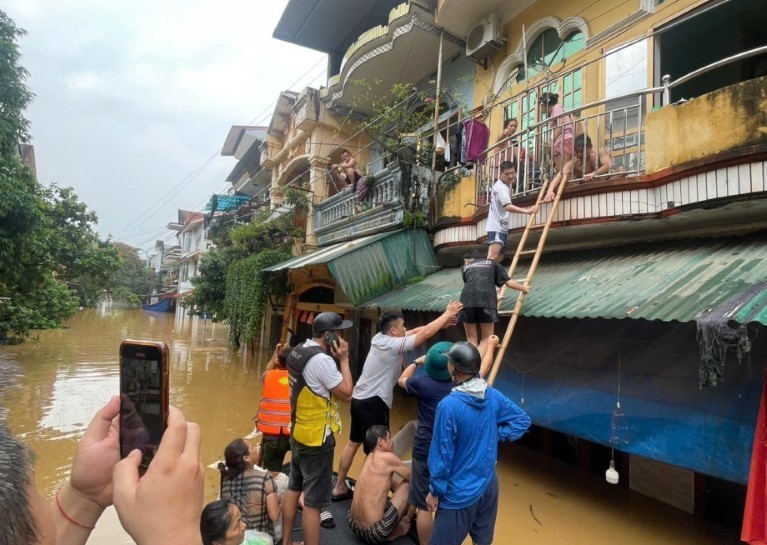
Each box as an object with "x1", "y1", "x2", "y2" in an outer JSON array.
[{"x1": 113, "y1": 450, "x2": 141, "y2": 501}]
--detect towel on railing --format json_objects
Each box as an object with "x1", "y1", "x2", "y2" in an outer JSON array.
[{"x1": 356, "y1": 176, "x2": 369, "y2": 202}]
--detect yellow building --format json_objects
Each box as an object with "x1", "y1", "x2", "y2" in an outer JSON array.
[{"x1": 271, "y1": 0, "x2": 767, "y2": 527}]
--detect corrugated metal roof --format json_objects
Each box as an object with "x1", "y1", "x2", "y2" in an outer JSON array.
[
  {"x1": 361, "y1": 235, "x2": 767, "y2": 325},
  {"x1": 264, "y1": 229, "x2": 439, "y2": 305}
]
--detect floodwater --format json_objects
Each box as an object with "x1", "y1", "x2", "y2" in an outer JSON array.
[{"x1": 0, "y1": 308, "x2": 740, "y2": 544}]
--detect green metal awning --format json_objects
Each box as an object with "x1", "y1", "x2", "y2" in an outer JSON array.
[
  {"x1": 361, "y1": 235, "x2": 767, "y2": 325},
  {"x1": 263, "y1": 229, "x2": 439, "y2": 305}
]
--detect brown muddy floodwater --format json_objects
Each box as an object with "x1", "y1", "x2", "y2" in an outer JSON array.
[{"x1": 1, "y1": 307, "x2": 740, "y2": 544}]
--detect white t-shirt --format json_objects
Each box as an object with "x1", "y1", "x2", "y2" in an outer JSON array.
[
  {"x1": 353, "y1": 333, "x2": 417, "y2": 407},
  {"x1": 487, "y1": 179, "x2": 512, "y2": 233},
  {"x1": 301, "y1": 339, "x2": 343, "y2": 398}
]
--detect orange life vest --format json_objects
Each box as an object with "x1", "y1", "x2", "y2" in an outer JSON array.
[{"x1": 257, "y1": 369, "x2": 291, "y2": 436}]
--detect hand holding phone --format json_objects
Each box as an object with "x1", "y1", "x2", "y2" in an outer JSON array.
[{"x1": 119, "y1": 340, "x2": 169, "y2": 474}]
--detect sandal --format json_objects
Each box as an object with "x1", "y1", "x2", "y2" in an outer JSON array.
[{"x1": 320, "y1": 510, "x2": 335, "y2": 529}]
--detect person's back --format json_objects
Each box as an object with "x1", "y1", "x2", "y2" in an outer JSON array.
[
  {"x1": 218, "y1": 438, "x2": 278, "y2": 535},
  {"x1": 220, "y1": 466, "x2": 275, "y2": 532}
]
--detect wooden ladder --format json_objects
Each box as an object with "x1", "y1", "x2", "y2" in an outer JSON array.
[{"x1": 486, "y1": 172, "x2": 566, "y2": 386}]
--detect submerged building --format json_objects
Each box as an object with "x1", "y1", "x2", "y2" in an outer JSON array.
[{"x1": 262, "y1": 0, "x2": 766, "y2": 526}]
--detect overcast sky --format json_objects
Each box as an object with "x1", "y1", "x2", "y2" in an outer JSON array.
[{"x1": 6, "y1": 0, "x2": 326, "y2": 252}]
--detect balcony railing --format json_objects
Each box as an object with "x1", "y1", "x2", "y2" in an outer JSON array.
[
  {"x1": 315, "y1": 163, "x2": 403, "y2": 231},
  {"x1": 474, "y1": 45, "x2": 767, "y2": 205},
  {"x1": 477, "y1": 95, "x2": 646, "y2": 203}
]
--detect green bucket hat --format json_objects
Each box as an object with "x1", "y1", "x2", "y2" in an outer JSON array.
[{"x1": 424, "y1": 341, "x2": 453, "y2": 381}]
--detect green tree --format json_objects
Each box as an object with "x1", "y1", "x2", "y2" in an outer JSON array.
[
  {"x1": 107, "y1": 242, "x2": 154, "y2": 303},
  {"x1": 0, "y1": 11, "x2": 119, "y2": 342},
  {"x1": 0, "y1": 10, "x2": 34, "y2": 154}
]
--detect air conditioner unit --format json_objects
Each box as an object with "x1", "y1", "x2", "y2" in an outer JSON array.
[{"x1": 466, "y1": 15, "x2": 503, "y2": 61}]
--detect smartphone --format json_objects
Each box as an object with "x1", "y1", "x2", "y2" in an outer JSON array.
[
  {"x1": 324, "y1": 331, "x2": 338, "y2": 347},
  {"x1": 119, "y1": 340, "x2": 169, "y2": 473}
]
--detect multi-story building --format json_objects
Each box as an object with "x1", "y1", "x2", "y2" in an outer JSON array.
[
  {"x1": 270, "y1": 0, "x2": 767, "y2": 523},
  {"x1": 167, "y1": 210, "x2": 211, "y2": 294}
]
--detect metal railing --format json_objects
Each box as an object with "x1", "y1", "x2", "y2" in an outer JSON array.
[
  {"x1": 478, "y1": 94, "x2": 648, "y2": 201},
  {"x1": 476, "y1": 44, "x2": 767, "y2": 204},
  {"x1": 314, "y1": 164, "x2": 403, "y2": 230}
]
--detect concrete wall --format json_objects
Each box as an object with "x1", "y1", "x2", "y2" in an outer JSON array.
[
  {"x1": 437, "y1": 172, "x2": 478, "y2": 220},
  {"x1": 645, "y1": 76, "x2": 767, "y2": 173}
]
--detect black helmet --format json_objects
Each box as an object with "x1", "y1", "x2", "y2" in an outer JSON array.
[
  {"x1": 312, "y1": 312, "x2": 353, "y2": 336},
  {"x1": 445, "y1": 342, "x2": 481, "y2": 375}
]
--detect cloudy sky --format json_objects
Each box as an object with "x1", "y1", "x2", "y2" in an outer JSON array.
[{"x1": 6, "y1": 0, "x2": 326, "y2": 252}]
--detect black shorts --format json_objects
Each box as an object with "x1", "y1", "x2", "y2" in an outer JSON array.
[
  {"x1": 408, "y1": 457, "x2": 430, "y2": 509},
  {"x1": 349, "y1": 396, "x2": 389, "y2": 443},
  {"x1": 458, "y1": 307, "x2": 498, "y2": 324},
  {"x1": 288, "y1": 435, "x2": 335, "y2": 509}
]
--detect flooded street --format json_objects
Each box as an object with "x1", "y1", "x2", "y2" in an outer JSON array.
[{"x1": 1, "y1": 308, "x2": 740, "y2": 544}]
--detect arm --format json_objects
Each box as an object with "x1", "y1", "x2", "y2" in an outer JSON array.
[
  {"x1": 328, "y1": 337, "x2": 353, "y2": 402},
  {"x1": 397, "y1": 355, "x2": 425, "y2": 390},
  {"x1": 412, "y1": 300, "x2": 463, "y2": 348},
  {"x1": 545, "y1": 159, "x2": 573, "y2": 201},
  {"x1": 496, "y1": 393, "x2": 532, "y2": 442},
  {"x1": 386, "y1": 453, "x2": 412, "y2": 482},
  {"x1": 262, "y1": 343, "x2": 284, "y2": 381},
  {"x1": 596, "y1": 148, "x2": 612, "y2": 174},
  {"x1": 426, "y1": 403, "x2": 455, "y2": 509},
  {"x1": 265, "y1": 476, "x2": 281, "y2": 522},
  {"x1": 52, "y1": 396, "x2": 121, "y2": 545},
  {"x1": 479, "y1": 335, "x2": 500, "y2": 379},
  {"x1": 504, "y1": 202, "x2": 538, "y2": 215}
]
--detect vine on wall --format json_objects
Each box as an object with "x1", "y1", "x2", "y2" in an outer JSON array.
[{"x1": 226, "y1": 249, "x2": 291, "y2": 347}]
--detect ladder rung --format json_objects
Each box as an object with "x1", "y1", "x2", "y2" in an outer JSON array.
[
  {"x1": 518, "y1": 249, "x2": 537, "y2": 256},
  {"x1": 498, "y1": 310, "x2": 518, "y2": 316},
  {"x1": 528, "y1": 223, "x2": 546, "y2": 230}
]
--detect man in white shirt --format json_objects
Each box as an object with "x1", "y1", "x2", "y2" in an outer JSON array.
[
  {"x1": 486, "y1": 161, "x2": 538, "y2": 262},
  {"x1": 331, "y1": 301, "x2": 463, "y2": 501},
  {"x1": 283, "y1": 312, "x2": 354, "y2": 545}
]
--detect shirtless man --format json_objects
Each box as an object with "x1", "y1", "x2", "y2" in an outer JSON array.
[
  {"x1": 332, "y1": 148, "x2": 362, "y2": 190},
  {"x1": 544, "y1": 134, "x2": 619, "y2": 202},
  {"x1": 348, "y1": 425, "x2": 411, "y2": 544}
]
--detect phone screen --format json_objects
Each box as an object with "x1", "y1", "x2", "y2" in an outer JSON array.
[{"x1": 120, "y1": 341, "x2": 168, "y2": 472}]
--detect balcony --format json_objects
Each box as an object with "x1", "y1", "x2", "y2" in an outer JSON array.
[
  {"x1": 433, "y1": 69, "x2": 767, "y2": 256},
  {"x1": 319, "y1": 2, "x2": 463, "y2": 115},
  {"x1": 314, "y1": 164, "x2": 405, "y2": 246}
]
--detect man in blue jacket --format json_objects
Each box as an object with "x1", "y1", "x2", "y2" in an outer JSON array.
[{"x1": 425, "y1": 342, "x2": 531, "y2": 545}]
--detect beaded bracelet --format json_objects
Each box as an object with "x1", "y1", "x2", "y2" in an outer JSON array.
[{"x1": 55, "y1": 489, "x2": 96, "y2": 530}]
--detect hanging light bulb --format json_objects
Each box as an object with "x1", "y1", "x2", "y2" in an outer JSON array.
[{"x1": 605, "y1": 459, "x2": 620, "y2": 485}]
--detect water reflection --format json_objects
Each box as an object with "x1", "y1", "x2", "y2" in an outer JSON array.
[{"x1": 0, "y1": 308, "x2": 741, "y2": 545}]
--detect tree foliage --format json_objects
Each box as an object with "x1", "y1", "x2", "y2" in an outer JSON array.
[
  {"x1": 226, "y1": 250, "x2": 291, "y2": 347},
  {"x1": 107, "y1": 242, "x2": 154, "y2": 303},
  {"x1": 0, "y1": 10, "x2": 34, "y2": 154},
  {"x1": 0, "y1": 11, "x2": 119, "y2": 341},
  {"x1": 183, "y1": 208, "x2": 298, "y2": 346}
]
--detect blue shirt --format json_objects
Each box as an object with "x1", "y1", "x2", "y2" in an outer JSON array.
[{"x1": 405, "y1": 375, "x2": 454, "y2": 461}]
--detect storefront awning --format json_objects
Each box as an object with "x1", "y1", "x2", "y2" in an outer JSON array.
[
  {"x1": 361, "y1": 234, "x2": 767, "y2": 325},
  {"x1": 263, "y1": 229, "x2": 439, "y2": 305}
]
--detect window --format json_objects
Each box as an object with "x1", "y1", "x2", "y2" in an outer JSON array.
[
  {"x1": 604, "y1": 40, "x2": 647, "y2": 172},
  {"x1": 517, "y1": 30, "x2": 585, "y2": 82}
]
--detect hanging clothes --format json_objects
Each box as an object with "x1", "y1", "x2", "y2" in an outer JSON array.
[
  {"x1": 435, "y1": 131, "x2": 450, "y2": 164},
  {"x1": 450, "y1": 129, "x2": 462, "y2": 167},
  {"x1": 462, "y1": 117, "x2": 490, "y2": 163}
]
